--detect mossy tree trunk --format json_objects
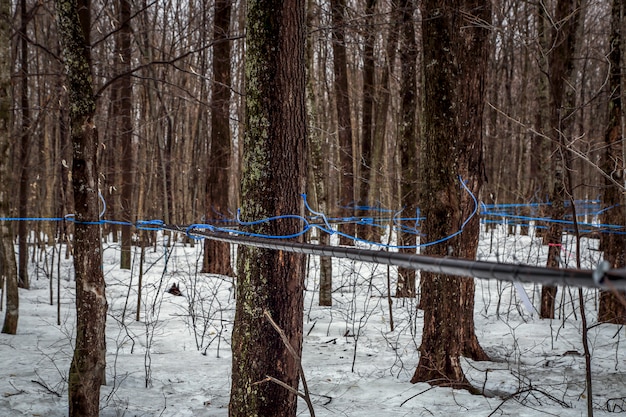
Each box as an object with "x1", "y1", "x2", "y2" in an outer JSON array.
[
  {"x1": 411, "y1": 0, "x2": 491, "y2": 389},
  {"x1": 55, "y1": 0, "x2": 108, "y2": 415},
  {"x1": 229, "y1": 0, "x2": 307, "y2": 415},
  {"x1": 0, "y1": 0, "x2": 19, "y2": 335}
]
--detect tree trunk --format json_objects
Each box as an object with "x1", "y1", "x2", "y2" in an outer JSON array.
[
  {"x1": 357, "y1": 0, "x2": 376, "y2": 241},
  {"x1": 540, "y1": 0, "x2": 582, "y2": 320},
  {"x1": 17, "y1": 0, "x2": 30, "y2": 289},
  {"x1": 229, "y1": 0, "x2": 307, "y2": 415},
  {"x1": 412, "y1": 0, "x2": 491, "y2": 389},
  {"x1": 119, "y1": 0, "x2": 134, "y2": 269},
  {"x1": 330, "y1": 0, "x2": 356, "y2": 245},
  {"x1": 396, "y1": 0, "x2": 418, "y2": 298},
  {"x1": 203, "y1": 0, "x2": 234, "y2": 276},
  {"x1": 306, "y1": 9, "x2": 333, "y2": 306},
  {"x1": 0, "y1": 0, "x2": 18, "y2": 334},
  {"x1": 599, "y1": 0, "x2": 626, "y2": 325},
  {"x1": 55, "y1": 1, "x2": 108, "y2": 415}
]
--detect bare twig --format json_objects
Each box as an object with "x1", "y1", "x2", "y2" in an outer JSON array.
[
  {"x1": 487, "y1": 102, "x2": 625, "y2": 192},
  {"x1": 263, "y1": 310, "x2": 316, "y2": 417},
  {"x1": 30, "y1": 379, "x2": 62, "y2": 398}
]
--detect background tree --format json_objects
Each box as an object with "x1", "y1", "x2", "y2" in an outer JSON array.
[
  {"x1": 540, "y1": 0, "x2": 583, "y2": 319},
  {"x1": 229, "y1": 0, "x2": 308, "y2": 415},
  {"x1": 17, "y1": 0, "x2": 30, "y2": 289},
  {"x1": 203, "y1": 0, "x2": 234, "y2": 276},
  {"x1": 55, "y1": 0, "x2": 108, "y2": 415},
  {"x1": 357, "y1": 0, "x2": 376, "y2": 241},
  {"x1": 330, "y1": 0, "x2": 356, "y2": 244},
  {"x1": 599, "y1": 0, "x2": 626, "y2": 324},
  {"x1": 396, "y1": 0, "x2": 418, "y2": 298},
  {"x1": 412, "y1": 0, "x2": 491, "y2": 389},
  {"x1": 110, "y1": 0, "x2": 134, "y2": 269},
  {"x1": 0, "y1": 0, "x2": 19, "y2": 335}
]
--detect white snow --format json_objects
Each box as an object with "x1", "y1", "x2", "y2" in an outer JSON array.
[{"x1": 0, "y1": 225, "x2": 624, "y2": 416}]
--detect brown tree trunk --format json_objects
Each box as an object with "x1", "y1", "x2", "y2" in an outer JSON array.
[
  {"x1": 368, "y1": 5, "x2": 399, "y2": 243},
  {"x1": 17, "y1": 0, "x2": 30, "y2": 289},
  {"x1": 357, "y1": 0, "x2": 376, "y2": 241},
  {"x1": 229, "y1": 0, "x2": 307, "y2": 415},
  {"x1": 111, "y1": 0, "x2": 134, "y2": 269},
  {"x1": 540, "y1": 0, "x2": 582, "y2": 320},
  {"x1": 396, "y1": 0, "x2": 418, "y2": 298},
  {"x1": 412, "y1": 0, "x2": 491, "y2": 389},
  {"x1": 203, "y1": 0, "x2": 234, "y2": 276},
  {"x1": 0, "y1": 0, "x2": 18, "y2": 334},
  {"x1": 306, "y1": 11, "x2": 333, "y2": 306},
  {"x1": 55, "y1": 1, "x2": 108, "y2": 415},
  {"x1": 331, "y1": 0, "x2": 356, "y2": 245},
  {"x1": 599, "y1": 0, "x2": 626, "y2": 325}
]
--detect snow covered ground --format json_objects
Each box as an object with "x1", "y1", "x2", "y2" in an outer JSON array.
[{"x1": 0, "y1": 226, "x2": 624, "y2": 416}]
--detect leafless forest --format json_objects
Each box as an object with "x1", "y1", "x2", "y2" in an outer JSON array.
[
  {"x1": 1, "y1": 0, "x2": 625, "y2": 415},
  {"x1": 1, "y1": 0, "x2": 621, "y2": 245}
]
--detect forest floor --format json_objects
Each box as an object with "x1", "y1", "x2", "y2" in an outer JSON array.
[{"x1": 0, "y1": 226, "x2": 624, "y2": 416}]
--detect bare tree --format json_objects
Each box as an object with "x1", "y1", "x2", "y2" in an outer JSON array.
[
  {"x1": 1, "y1": 0, "x2": 19, "y2": 335},
  {"x1": 396, "y1": 0, "x2": 418, "y2": 298},
  {"x1": 412, "y1": 0, "x2": 491, "y2": 389},
  {"x1": 357, "y1": 0, "x2": 377, "y2": 241},
  {"x1": 204, "y1": 0, "x2": 234, "y2": 276},
  {"x1": 55, "y1": 0, "x2": 108, "y2": 415},
  {"x1": 599, "y1": 0, "x2": 626, "y2": 324},
  {"x1": 229, "y1": 0, "x2": 308, "y2": 415},
  {"x1": 540, "y1": 0, "x2": 583, "y2": 319},
  {"x1": 119, "y1": 0, "x2": 134, "y2": 268},
  {"x1": 331, "y1": 0, "x2": 356, "y2": 244},
  {"x1": 17, "y1": 0, "x2": 30, "y2": 289}
]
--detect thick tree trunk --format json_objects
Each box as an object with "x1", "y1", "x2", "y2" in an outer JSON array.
[
  {"x1": 203, "y1": 0, "x2": 234, "y2": 276},
  {"x1": 55, "y1": 0, "x2": 108, "y2": 415},
  {"x1": 0, "y1": 0, "x2": 18, "y2": 334},
  {"x1": 599, "y1": 0, "x2": 626, "y2": 325},
  {"x1": 412, "y1": 0, "x2": 490, "y2": 389},
  {"x1": 396, "y1": 0, "x2": 418, "y2": 298},
  {"x1": 330, "y1": 0, "x2": 356, "y2": 245},
  {"x1": 229, "y1": 0, "x2": 307, "y2": 415}
]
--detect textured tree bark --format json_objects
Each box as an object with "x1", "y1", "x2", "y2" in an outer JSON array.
[
  {"x1": 599, "y1": 0, "x2": 626, "y2": 325},
  {"x1": 0, "y1": 0, "x2": 19, "y2": 335},
  {"x1": 203, "y1": 0, "x2": 234, "y2": 276},
  {"x1": 330, "y1": 0, "x2": 356, "y2": 245},
  {"x1": 55, "y1": 0, "x2": 108, "y2": 415},
  {"x1": 229, "y1": 0, "x2": 307, "y2": 415},
  {"x1": 412, "y1": 0, "x2": 490, "y2": 389},
  {"x1": 396, "y1": 0, "x2": 418, "y2": 298},
  {"x1": 540, "y1": 0, "x2": 582, "y2": 320}
]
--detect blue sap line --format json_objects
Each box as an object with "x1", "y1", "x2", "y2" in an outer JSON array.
[{"x1": 1, "y1": 185, "x2": 623, "y2": 247}]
